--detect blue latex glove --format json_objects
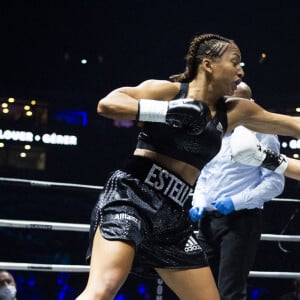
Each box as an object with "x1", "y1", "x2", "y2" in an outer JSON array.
[
  {"x1": 211, "y1": 197, "x2": 234, "y2": 215},
  {"x1": 189, "y1": 206, "x2": 205, "y2": 222}
]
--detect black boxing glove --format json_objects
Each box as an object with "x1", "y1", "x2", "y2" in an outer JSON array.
[
  {"x1": 166, "y1": 99, "x2": 211, "y2": 135},
  {"x1": 137, "y1": 99, "x2": 211, "y2": 135}
]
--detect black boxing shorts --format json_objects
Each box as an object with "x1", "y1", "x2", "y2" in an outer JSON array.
[{"x1": 86, "y1": 156, "x2": 209, "y2": 278}]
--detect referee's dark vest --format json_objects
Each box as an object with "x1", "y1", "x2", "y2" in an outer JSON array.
[{"x1": 136, "y1": 83, "x2": 228, "y2": 169}]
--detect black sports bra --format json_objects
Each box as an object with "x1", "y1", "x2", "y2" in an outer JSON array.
[{"x1": 136, "y1": 83, "x2": 228, "y2": 169}]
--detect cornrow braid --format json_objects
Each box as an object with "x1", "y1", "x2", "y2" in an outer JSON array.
[{"x1": 169, "y1": 33, "x2": 235, "y2": 83}]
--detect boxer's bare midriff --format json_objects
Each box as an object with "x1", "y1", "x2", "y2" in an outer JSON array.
[{"x1": 134, "y1": 148, "x2": 199, "y2": 186}]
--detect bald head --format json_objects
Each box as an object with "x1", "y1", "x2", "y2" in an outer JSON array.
[
  {"x1": 0, "y1": 271, "x2": 16, "y2": 288},
  {"x1": 233, "y1": 81, "x2": 252, "y2": 100}
]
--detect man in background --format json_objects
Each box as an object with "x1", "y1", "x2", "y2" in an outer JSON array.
[
  {"x1": 190, "y1": 82, "x2": 285, "y2": 300},
  {"x1": 0, "y1": 270, "x2": 17, "y2": 300}
]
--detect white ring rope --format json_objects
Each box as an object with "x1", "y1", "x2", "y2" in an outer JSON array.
[
  {"x1": 271, "y1": 198, "x2": 300, "y2": 203},
  {"x1": 1, "y1": 177, "x2": 300, "y2": 203},
  {"x1": 0, "y1": 219, "x2": 89, "y2": 232},
  {"x1": 248, "y1": 272, "x2": 300, "y2": 279},
  {"x1": 1, "y1": 219, "x2": 300, "y2": 242},
  {"x1": 0, "y1": 262, "x2": 89, "y2": 273},
  {"x1": 0, "y1": 262, "x2": 299, "y2": 279},
  {"x1": 0, "y1": 177, "x2": 103, "y2": 191},
  {"x1": 260, "y1": 234, "x2": 300, "y2": 242}
]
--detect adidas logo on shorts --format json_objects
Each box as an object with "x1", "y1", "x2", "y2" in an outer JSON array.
[{"x1": 184, "y1": 236, "x2": 201, "y2": 253}]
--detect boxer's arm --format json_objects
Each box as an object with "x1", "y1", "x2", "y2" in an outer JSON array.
[{"x1": 284, "y1": 157, "x2": 300, "y2": 181}]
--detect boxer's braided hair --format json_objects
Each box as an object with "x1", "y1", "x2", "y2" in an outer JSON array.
[{"x1": 169, "y1": 33, "x2": 235, "y2": 83}]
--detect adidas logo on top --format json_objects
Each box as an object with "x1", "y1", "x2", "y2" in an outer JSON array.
[
  {"x1": 216, "y1": 121, "x2": 223, "y2": 133},
  {"x1": 184, "y1": 236, "x2": 201, "y2": 253}
]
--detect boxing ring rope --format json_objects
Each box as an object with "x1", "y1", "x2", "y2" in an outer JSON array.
[
  {"x1": 0, "y1": 177, "x2": 102, "y2": 191},
  {"x1": 1, "y1": 177, "x2": 299, "y2": 279},
  {"x1": 1, "y1": 219, "x2": 300, "y2": 242},
  {"x1": 0, "y1": 219, "x2": 89, "y2": 232},
  {"x1": 1, "y1": 176, "x2": 300, "y2": 203},
  {"x1": 0, "y1": 262, "x2": 299, "y2": 279}
]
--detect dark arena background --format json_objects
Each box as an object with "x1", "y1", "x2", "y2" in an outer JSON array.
[{"x1": 0, "y1": 1, "x2": 299, "y2": 299}]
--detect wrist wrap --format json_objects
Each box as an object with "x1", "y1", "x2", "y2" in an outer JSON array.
[{"x1": 137, "y1": 99, "x2": 168, "y2": 122}]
